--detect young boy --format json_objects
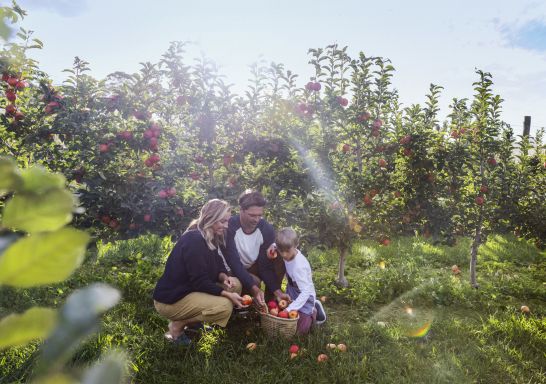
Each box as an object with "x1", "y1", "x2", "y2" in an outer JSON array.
[{"x1": 275, "y1": 227, "x2": 326, "y2": 335}]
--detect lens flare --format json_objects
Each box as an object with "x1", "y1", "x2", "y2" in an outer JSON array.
[{"x1": 407, "y1": 320, "x2": 432, "y2": 338}]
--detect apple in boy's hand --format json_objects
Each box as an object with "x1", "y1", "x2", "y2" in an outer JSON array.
[
  {"x1": 267, "y1": 244, "x2": 277, "y2": 259},
  {"x1": 288, "y1": 310, "x2": 298, "y2": 319},
  {"x1": 278, "y1": 299, "x2": 288, "y2": 310},
  {"x1": 241, "y1": 295, "x2": 252, "y2": 306},
  {"x1": 278, "y1": 310, "x2": 289, "y2": 318}
]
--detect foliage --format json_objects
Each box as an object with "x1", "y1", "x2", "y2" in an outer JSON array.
[{"x1": 0, "y1": 157, "x2": 124, "y2": 383}]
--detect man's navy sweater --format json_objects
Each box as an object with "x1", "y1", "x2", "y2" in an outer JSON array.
[
  {"x1": 223, "y1": 215, "x2": 279, "y2": 292},
  {"x1": 153, "y1": 229, "x2": 228, "y2": 304}
]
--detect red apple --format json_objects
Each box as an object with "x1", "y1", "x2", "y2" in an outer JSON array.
[
  {"x1": 358, "y1": 111, "x2": 371, "y2": 122},
  {"x1": 337, "y1": 343, "x2": 347, "y2": 352},
  {"x1": 342, "y1": 143, "x2": 351, "y2": 153},
  {"x1": 475, "y1": 196, "x2": 485, "y2": 205},
  {"x1": 312, "y1": 82, "x2": 321, "y2": 91},
  {"x1": 289, "y1": 344, "x2": 299, "y2": 354},
  {"x1": 487, "y1": 157, "x2": 497, "y2": 166},
  {"x1": 317, "y1": 354, "x2": 329, "y2": 363},
  {"x1": 305, "y1": 81, "x2": 314, "y2": 91},
  {"x1": 14, "y1": 111, "x2": 24, "y2": 121},
  {"x1": 400, "y1": 135, "x2": 412, "y2": 145},
  {"x1": 480, "y1": 185, "x2": 488, "y2": 193},
  {"x1": 5, "y1": 104, "x2": 16, "y2": 115},
  {"x1": 1, "y1": 72, "x2": 9, "y2": 82},
  {"x1": 278, "y1": 310, "x2": 289, "y2": 318},
  {"x1": 5, "y1": 90, "x2": 16, "y2": 102},
  {"x1": 15, "y1": 80, "x2": 26, "y2": 89},
  {"x1": 381, "y1": 238, "x2": 390, "y2": 246},
  {"x1": 373, "y1": 118, "x2": 383, "y2": 128},
  {"x1": 241, "y1": 294, "x2": 253, "y2": 306},
  {"x1": 143, "y1": 214, "x2": 152, "y2": 222},
  {"x1": 99, "y1": 144, "x2": 109, "y2": 153},
  {"x1": 378, "y1": 158, "x2": 387, "y2": 168},
  {"x1": 158, "y1": 190, "x2": 168, "y2": 199},
  {"x1": 403, "y1": 148, "x2": 413, "y2": 157},
  {"x1": 269, "y1": 308, "x2": 279, "y2": 317},
  {"x1": 337, "y1": 96, "x2": 348, "y2": 107},
  {"x1": 267, "y1": 300, "x2": 278, "y2": 310},
  {"x1": 7, "y1": 77, "x2": 18, "y2": 87},
  {"x1": 246, "y1": 342, "x2": 257, "y2": 351}
]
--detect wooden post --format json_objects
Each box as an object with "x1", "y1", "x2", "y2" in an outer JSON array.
[{"x1": 523, "y1": 116, "x2": 531, "y2": 137}]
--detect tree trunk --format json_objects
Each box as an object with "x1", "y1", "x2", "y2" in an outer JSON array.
[
  {"x1": 469, "y1": 220, "x2": 482, "y2": 288},
  {"x1": 336, "y1": 246, "x2": 349, "y2": 288}
]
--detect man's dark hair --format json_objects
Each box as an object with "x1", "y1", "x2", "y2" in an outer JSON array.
[{"x1": 238, "y1": 189, "x2": 267, "y2": 210}]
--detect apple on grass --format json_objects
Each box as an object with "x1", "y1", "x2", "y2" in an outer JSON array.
[
  {"x1": 317, "y1": 354, "x2": 329, "y2": 363},
  {"x1": 246, "y1": 342, "x2": 257, "y2": 351},
  {"x1": 289, "y1": 344, "x2": 299, "y2": 354}
]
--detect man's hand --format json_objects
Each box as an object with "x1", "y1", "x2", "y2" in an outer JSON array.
[{"x1": 250, "y1": 285, "x2": 265, "y2": 308}]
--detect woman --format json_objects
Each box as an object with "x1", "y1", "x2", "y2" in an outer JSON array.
[{"x1": 153, "y1": 199, "x2": 245, "y2": 345}]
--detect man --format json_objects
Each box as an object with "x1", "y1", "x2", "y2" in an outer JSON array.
[{"x1": 223, "y1": 190, "x2": 289, "y2": 308}]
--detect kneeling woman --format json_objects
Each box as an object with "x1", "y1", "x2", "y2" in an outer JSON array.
[{"x1": 153, "y1": 199, "x2": 245, "y2": 344}]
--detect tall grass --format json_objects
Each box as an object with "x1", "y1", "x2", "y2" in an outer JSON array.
[{"x1": 1, "y1": 234, "x2": 544, "y2": 383}]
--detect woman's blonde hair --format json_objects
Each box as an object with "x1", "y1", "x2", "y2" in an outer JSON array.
[{"x1": 185, "y1": 199, "x2": 231, "y2": 250}]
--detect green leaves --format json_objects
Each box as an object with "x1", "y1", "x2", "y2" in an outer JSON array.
[
  {"x1": 0, "y1": 227, "x2": 89, "y2": 287},
  {"x1": 0, "y1": 307, "x2": 58, "y2": 349},
  {"x1": 2, "y1": 189, "x2": 76, "y2": 233},
  {"x1": 19, "y1": 166, "x2": 67, "y2": 194},
  {"x1": 0, "y1": 157, "x2": 23, "y2": 195}
]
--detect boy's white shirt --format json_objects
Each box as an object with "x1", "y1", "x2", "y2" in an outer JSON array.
[{"x1": 284, "y1": 250, "x2": 316, "y2": 312}]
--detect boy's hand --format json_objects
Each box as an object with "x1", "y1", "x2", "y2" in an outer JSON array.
[
  {"x1": 274, "y1": 290, "x2": 291, "y2": 303},
  {"x1": 266, "y1": 243, "x2": 277, "y2": 260}
]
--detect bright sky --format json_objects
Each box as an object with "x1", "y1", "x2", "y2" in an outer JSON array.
[{"x1": 11, "y1": 0, "x2": 546, "y2": 136}]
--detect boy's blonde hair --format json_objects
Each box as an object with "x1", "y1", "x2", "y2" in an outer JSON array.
[
  {"x1": 275, "y1": 227, "x2": 299, "y2": 251},
  {"x1": 185, "y1": 199, "x2": 231, "y2": 250}
]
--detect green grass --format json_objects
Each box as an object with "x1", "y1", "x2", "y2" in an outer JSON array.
[{"x1": 1, "y1": 234, "x2": 545, "y2": 383}]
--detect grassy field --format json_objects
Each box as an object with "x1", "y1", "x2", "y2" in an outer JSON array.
[{"x1": 1, "y1": 234, "x2": 544, "y2": 383}]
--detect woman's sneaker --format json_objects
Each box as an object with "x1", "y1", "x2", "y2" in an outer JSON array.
[{"x1": 314, "y1": 300, "x2": 327, "y2": 325}]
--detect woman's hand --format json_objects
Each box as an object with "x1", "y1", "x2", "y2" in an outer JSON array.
[{"x1": 222, "y1": 291, "x2": 245, "y2": 308}]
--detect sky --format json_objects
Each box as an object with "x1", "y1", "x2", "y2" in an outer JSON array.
[{"x1": 8, "y1": 0, "x2": 546, "y2": 136}]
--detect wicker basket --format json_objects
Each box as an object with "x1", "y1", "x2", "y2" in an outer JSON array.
[{"x1": 259, "y1": 307, "x2": 298, "y2": 339}]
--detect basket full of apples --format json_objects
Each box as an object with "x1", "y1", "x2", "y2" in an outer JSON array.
[{"x1": 260, "y1": 298, "x2": 299, "y2": 339}]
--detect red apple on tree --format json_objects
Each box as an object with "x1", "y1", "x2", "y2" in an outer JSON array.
[{"x1": 475, "y1": 196, "x2": 485, "y2": 205}]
